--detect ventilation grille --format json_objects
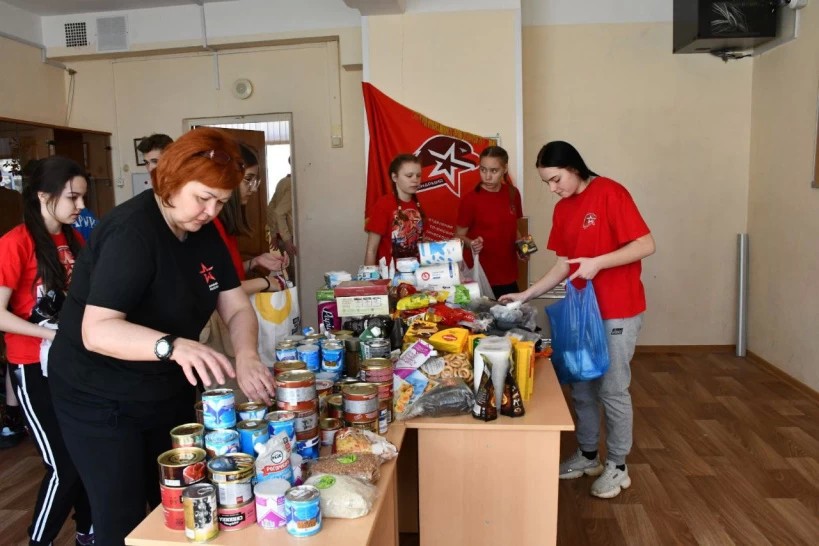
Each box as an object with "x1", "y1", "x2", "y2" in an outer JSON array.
[
  {"x1": 64, "y1": 22, "x2": 88, "y2": 48},
  {"x1": 96, "y1": 16, "x2": 128, "y2": 52}
]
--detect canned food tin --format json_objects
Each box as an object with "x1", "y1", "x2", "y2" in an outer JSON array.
[
  {"x1": 296, "y1": 344, "x2": 321, "y2": 372},
  {"x1": 294, "y1": 408, "x2": 318, "y2": 435},
  {"x1": 304, "y1": 333, "x2": 326, "y2": 345},
  {"x1": 320, "y1": 340, "x2": 345, "y2": 375},
  {"x1": 275, "y1": 341, "x2": 299, "y2": 362},
  {"x1": 275, "y1": 371, "x2": 317, "y2": 410},
  {"x1": 158, "y1": 447, "x2": 207, "y2": 487},
  {"x1": 373, "y1": 380, "x2": 393, "y2": 404},
  {"x1": 347, "y1": 419, "x2": 378, "y2": 434},
  {"x1": 237, "y1": 402, "x2": 268, "y2": 421},
  {"x1": 202, "y1": 388, "x2": 236, "y2": 430},
  {"x1": 170, "y1": 423, "x2": 205, "y2": 449},
  {"x1": 163, "y1": 507, "x2": 185, "y2": 530},
  {"x1": 343, "y1": 337, "x2": 362, "y2": 378},
  {"x1": 315, "y1": 379, "x2": 333, "y2": 418},
  {"x1": 333, "y1": 376, "x2": 359, "y2": 393},
  {"x1": 331, "y1": 329, "x2": 354, "y2": 338},
  {"x1": 326, "y1": 393, "x2": 343, "y2": 419},
  {"x1": 218, "y1": 498, "x2": 256, "y2": 531},
  {"x1": 360, "y1": 358, "x2": 394, "y2": 383},
  {"x1": 254, "y1": 478, "x2": 290, "y2": 529},
  {"x1": 207, "y1": 453, "x2": 255, "y2": 482},
  {"x1": 274, "y1": 359, "x2": 306, "y2": 377},
  {"x1": 183, "y1": 483, "x2": 219, "y2": 542},
  {"x1": 285, "y1": 485, "x2": 322, "y2": 537},
  {"x1": 236, "y1": 419, "x2": 269, "y2": 456},
  {"x1": 214, "y1": 478, "x2": 253, "y2": 508},
  {"x1": 194, "y1": 401, "x2": 204, "y2": 426},
  {"x1": 342, "y1": 383, "x2": 379, "y2": 422},
  {"x1": 294, "y1": 434, "x2": 320, "y2": 460},
  {"x1": 282, "y1": 334, "x2": 305, "y2": 344},
  {"x1": 264, "y1": 410, "x2": 296, "y2": 444},
  {"x1": 361, "y1": 338, "x2": 391, "y2": 360},
  {"x1": 159, "y1": 483, "x2": 187, "y2": 510},
  {"x1": 378, "y1": 399, "x2": 391, "y2": 435},
  {"x1": 204, "y1": 429, "x2": 240, "y2": 459},
  {"x1": 319, "y1": 418, "x2": 343, "y2": 447}
]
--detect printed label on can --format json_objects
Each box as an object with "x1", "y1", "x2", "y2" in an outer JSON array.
[
  {"x1": 294, "y1": 410, "x2": 318, "y2": 433},
  {"x1": 276, "y1": 347, "x2": 298, "y2": 361},
  {"x1": 183, "y1": 487, "x2": 218, "y2": 542},
  {"x1": 285, "y1": 488, "x2": 322, "y2": 537},
  {"x1": 320, "y1": 428, "x2": 339, "y2": 447},
  {"x1": 276, "y1": 385, "x2": 316, "y2": 404},
  {"x1": 256, "y1": 493, "x2": 287, "y2": 529},
  {"x1": 343, "y1": 398, "x2": 378, "y2": 415},
  {"x1": 218, "y1": 501, "x2": 257, "y2": 531},
  {"x1": 379, "y1": 407, "x2": 390, "y2": 434},
  {"x1": 202, "y1": 390, "x2": 236, "y2": 430},
  {"x1": 216, "y1": 480, "x2": 253, "y2": 506}
]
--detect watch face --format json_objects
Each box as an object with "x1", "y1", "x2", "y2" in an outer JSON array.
[{"x1": 157, "y1": 339, "x2": 171, "y2": 357}]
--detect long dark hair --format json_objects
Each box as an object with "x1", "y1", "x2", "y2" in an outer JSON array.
[
  {"x1": 535, "y1": 141, "x2": 598, "y2": 180},
  {"x1": 218, "y1": 143, "x2": 258, "y2": 236},
  {"x1": 388, "y1": 154, "x2": 424, "y2": 222},
  {"x1": 21, "y1": 157, "x2": 85, "y2": 294}
]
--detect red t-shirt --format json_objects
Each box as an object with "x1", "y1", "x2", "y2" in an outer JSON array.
[
  {"x1": 213, "y1": 218, "x2": 246, "y2": 281},
  {"x1": 457, "y1": 184, "x2": 523, "y2": 286},
  {"x1": 365, "y1": 193, "x2": 424, "y2": 264},
  {"x1": 0, "y1": 224, "x2": 82, "y2": 364},
  {"x1": 547, "y1": 177, "x2": 650, "y2": 319}
]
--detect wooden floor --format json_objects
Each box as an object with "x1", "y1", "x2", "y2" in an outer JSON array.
[{"x1": 2, "y1": 352, "x2": 818, "y2": 545}]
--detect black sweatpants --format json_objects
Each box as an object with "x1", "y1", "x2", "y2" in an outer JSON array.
[
  {"x1": 9, "y1": 363, "x2": 93, "y2": 545},
  {"x1": 491, "y1": 282, "x2": 521, "y2": 299},
  {"x1": 50, "y1": 372, "x2": 195, "y2": 546}
]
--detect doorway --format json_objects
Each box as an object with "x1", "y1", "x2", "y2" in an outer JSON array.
[{"x1": 184, "y1": 114, "x2": 297, "y2": 286}]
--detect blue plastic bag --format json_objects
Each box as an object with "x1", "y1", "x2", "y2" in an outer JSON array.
[{"x1": 546, "y1": 280, "x2": 610, "y2": 384}]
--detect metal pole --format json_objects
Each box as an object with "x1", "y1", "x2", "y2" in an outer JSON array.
[{"x1": 736, "y1": 233, "x2": 749, "y2": 357}]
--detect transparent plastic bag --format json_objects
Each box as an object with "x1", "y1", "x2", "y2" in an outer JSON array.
[
  {"x1": 304, "y1": 473, "x2": 377, "y2": 519},
  {"x1": 396, "y1": 378, "x2": 475, "y2": 420},
  {"x1": 462, "y1": 252, "x2": 495, "y2": 300}
]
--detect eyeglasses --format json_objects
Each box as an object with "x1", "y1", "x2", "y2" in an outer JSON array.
[
  {"x1": 243, "y1": 174, "x2": 260, "y2": 192},
  {"x1": 197, "y1": 150, "x2": 245, "y2": 170}
]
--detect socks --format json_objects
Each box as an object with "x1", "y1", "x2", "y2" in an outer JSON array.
[{"x1": 581, "y1": 449, "x2": 598, "y2": 460}]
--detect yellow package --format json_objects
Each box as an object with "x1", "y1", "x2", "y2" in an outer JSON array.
[
  {"x1": 397, "y1": 293, "x2": 430, "y2": 311},
  {"x1": 403, "y1": 320, "x2": 440, "y2": 343},
  {"x1": 514, "y1": 341, "x2": 535, "y2": 402},
  {"x1": 428, "y1": 328, "x2": 469, "y2": 353},
  {"x1": 467, "y1": 334, "x2": 486, "y2": 361}
]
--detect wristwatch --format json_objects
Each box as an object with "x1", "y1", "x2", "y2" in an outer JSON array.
[{"x1": 154, "y1": 334, "x2": 178, "y2": 361}]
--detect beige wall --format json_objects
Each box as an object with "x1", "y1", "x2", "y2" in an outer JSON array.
[
  {"x1": 523, "y1": 22, "x2": 753, "y2": 345},
  {"x1": 66, "y1": 41, "x2": 366, "y2": 327},
  {"x1": 366, "y1": 10, "x2": 519, "y2": 182},
  {"x1": 748, "y1": 5, "x2": 819, "y2": 390},
  {"x1": 0, "y1": 36, "x2": 67, "y2": 124}
]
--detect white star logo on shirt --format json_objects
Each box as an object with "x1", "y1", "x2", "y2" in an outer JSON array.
[{"x1": 426, "y1": 143, "x2": 476, "y2": 198}]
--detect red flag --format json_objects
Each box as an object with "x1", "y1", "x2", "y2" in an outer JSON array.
[{"x1": 363, "y1": 83, "x2": 495, "y2": 241}]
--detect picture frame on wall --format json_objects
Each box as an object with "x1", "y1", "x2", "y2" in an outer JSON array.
[{"x1": 134, "y1": 137, "x2": 146, "y2": 166}]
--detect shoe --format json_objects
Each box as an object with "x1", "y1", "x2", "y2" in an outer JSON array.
[
  {"x1": 590, "y1": 461, "x2": 631, "y2": 499},
  {"x1": 559, "y1": 448, "x2": 604, "y2": 479},
  {"x1": 0, "y1": 425, "x2": 24, "y2": 449},
  {"x1": 76, "y1": 531, "x2": 95, "y2": 546}
]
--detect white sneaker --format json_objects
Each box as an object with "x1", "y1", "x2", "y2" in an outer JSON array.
[
  {"x1": 559, "y1": 449, "x2": 604, "y2": 479},
  {"x1": 591, "y1": 461, "x2": 631, "y2": 498}
]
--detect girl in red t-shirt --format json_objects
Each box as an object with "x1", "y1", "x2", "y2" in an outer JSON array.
[
  {"x1": 364, "y1": 154, "x2": 425, "y2": 266},
  {"x1": 500, "y1": 141, "x2": 655, "y2": 500},
  {"x1": 455, "y1": 145, "x2": 523, "y2": 298},
  {"x1": 0, "y1": 157, "x2": 94, "y2": 545}
]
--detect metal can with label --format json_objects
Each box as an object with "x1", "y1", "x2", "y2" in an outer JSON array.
[
  {"x1": 264, "y1": 410, "x2": 296, "y2": 444},
  {"x1": 218, "y1": 499, "x2": 257, "y2": 531},
  {"x1": 201, "y1": 388, "x2": 236, "y2": 430},
  {"x1": 320, "y1": 339, "x2": 345, "y2": 377},
  {"x1": 194, "y1": 401, "x2": 204, "y2": 426},
  {"x1": 378, "y1": 399, "x2": 391, "y2": 434},
  {"x1": 275, "y1": 370, "x2": 317, "y2": 411},
  {"x1": 359, "y1": 358, "x2": 394, "y2": 383},
  {"x1": 294, "y1": 408, "x2": 319, "y2": 441},
  {"x1": 274, "y1": 359, "x2": 306, "y2": 378},
  {"x1": 236, "y1": 402, "x2": 268, "y2": 421},
  {"x1": 163, "y1": 506, "x2": 185, "y2": 530},
  {"x1": 333, "y1": 376, "x2": 359, "y2": 393},
  {"x1": 204, "y1": 429, "x2": 240, "y2": 459},
  {"x1": 208, "y1": 453, "x2": 255, "y2": 507},
  {"x1": 347, "y1": 419, "x2": 378, "y2": 434},
  {"x1": 170, "y1": 423, "x2": 204, "y2": 449},
  {"x1": 183, "y1": 483, "x2": 219, "y2": 542},
  {"x1": 160, "y1": 483, "x2": 187, "y2": 510},
  {"x1": 296, "y1": 344, "x2": 321, "y2": 372},
  {"x1": 158, "y1": 447, "x2": 207, "y2": 487},
  {"x1": 326, "y1": 393, "x2": 343, "y2": 419},
  {"x1": 343, "y1": 337, "x2": 362, "y2": 378},
  {"x1": 236, "y1": 419, "x2": 269, "y2": 456},
  {"x1": 315, "y1": 379, "x2": 334, "y2": 418},
  {"x1": 360, "y1": 338, "x2": 391, "y2": 360},
  {"x1": 275, "y1": 341, "x2": 299, "y2": 362},
  {"x1": 342, "y1": 383, "x2": 379, "y2": 422},
  {"x1": 319, "y1": 417, "x2": 343, "y2": 447},
  {"x1": 285, "y1": 485, "x2": 322, "y2": 537},
  {"x1": 282, "y1": 334, "x2": 305, "y2": 344},
  {"x1": 303, "y1": 333, "x2": 326, "y2": 346}
]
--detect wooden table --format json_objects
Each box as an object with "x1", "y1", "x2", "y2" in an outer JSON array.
[
  {"x1": 404, "y1": 358, "x2": 574, "y2": 546},
  {"x1": 126, "y1": 423, "x2": 407, "y2": 546}
]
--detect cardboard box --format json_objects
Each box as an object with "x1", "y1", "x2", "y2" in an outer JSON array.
[
  {"x1": 336, "y1": 295, "x2": 390, "y2": 317},
  {"x1": 333, "y1": 279, "x2": 391, "y2": 297}
]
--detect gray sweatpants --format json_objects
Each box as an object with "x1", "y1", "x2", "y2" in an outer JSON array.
[{"x1": 570, "y1": 314, "x2": 643, "y2": 466}]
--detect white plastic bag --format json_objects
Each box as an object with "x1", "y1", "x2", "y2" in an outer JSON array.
[
  {"x1": 467, "y1": 253, "x2": 495, "y2": 300},
  {"x1": 39, "y1": 320, "x2": 59, "y2": 377}
]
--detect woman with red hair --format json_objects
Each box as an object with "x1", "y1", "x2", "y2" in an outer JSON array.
[{"x1": 49, "y1": 127, "x2": 275, "y2": 544}]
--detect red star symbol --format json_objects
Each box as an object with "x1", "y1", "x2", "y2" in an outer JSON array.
[{"x1": 199, "y1": 263, "x2": 216, "y2": 283}]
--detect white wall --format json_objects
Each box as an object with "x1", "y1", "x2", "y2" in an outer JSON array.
[
  {"x1": 0, "y1": 0, "x2": 42, "y2": 45},
  {"x1": 521, "y1": 0, "x2": 672, "y2": 25}
]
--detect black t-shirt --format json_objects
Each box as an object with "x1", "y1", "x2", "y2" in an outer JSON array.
[{"x1": 50, "y1": 190, "x2": 240, "y2": 401}]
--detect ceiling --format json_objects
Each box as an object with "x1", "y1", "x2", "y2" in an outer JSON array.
[{"x1": 1, "y1": 0, "x2": 234, "y2": 16}]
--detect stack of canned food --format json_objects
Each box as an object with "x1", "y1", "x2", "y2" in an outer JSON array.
[
  {"x1": 208, "y1": 453, "x2": 257, "y2": 532},
  {"x1": 275, "y1": 332, "x2": 348, "y2": 381}
]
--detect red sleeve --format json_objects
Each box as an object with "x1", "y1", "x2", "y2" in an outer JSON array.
[
  {"x1": 365, "y1": 195, "x2": 391, "y2": 236},
  {"x1": 0, "y1": 226, "x2": 28, "y2": 290},
  {"x1": 513, "y1": 186, "x2": 523, "y2": 219},
  {"x1": 609, "y1": 184, "x2": 650, "y2": 245},
  {"x1": 456, "y1": 191, "x2": 476, "y2": 229},
  {"x1": 547, "y1": 205, "x2": 566, "y2": 257}
]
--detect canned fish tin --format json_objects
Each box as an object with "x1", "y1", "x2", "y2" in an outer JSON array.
[
  {"x1": 360, "y1": 358, "x2": 394, "y2": 383},
  {"x1": 282, "y1": 334, "x2": 305, "y2": 344},
  {"x1": 326, "y1": 393, "x2": 343, "y2": 419},
  {"x1": 237, "y1": 419, "x2": 269, "y2": 456},
  {"x1": 315, "y1": 379, "x2": 334, "y2": 418},
  {"x1": 361, "y1": 338, "x2": 390, "y2": 359},
  {"x1": 160, "y1": 483, "x2": 186, "y2": 510},
  {"x1": 213, "y1": 478, "x2": 253, "y2": 507},
  {"x1": 294, "y1": 408, "x2": 319, "y2": 435},
  {"x1": 204, "y1": 429, "x2": 240, "y2": 458},
  {"x1": 202, "y1": 388, "x2": 236, "y2": 430},
  {"x1": 207, "y1": 453, "x2": 255, "y2": 482},
  {"x1": 158, "y1": 447, "x2": 207, "y2": 487},
  {"x1": 333, "y1": 376, "x2": 359, "y2": 393},
  {"x1": 264, "y1": 410, "x2": 296, "y2": 444},
  {"x1": 275, "y1": 370, "x2": 317, "y2": 410},
  {"x1": 275, "y1": 341, "x2": 299, "y2": 362},
  {"x1": 320, "y1": 340, "x2": 345, "y2": 375},
  {"x1": 274, "y1": 359, "x2": 306, "y2": 377},
  {"x1": 254, "y1": 478, "x2": 290, "y2": 529},
  {"x1": 296, "y1": 344, "x2": 321, "y2": 372},
  {"x1": 170, "y1": 423, "x2": 205, "y2": 449},
  {"x1": 237, "y1": 402, "x2": 268, "y2": 421},
  {"x1": 294, "y1": 434, "x2": 320, "y2": 460},
  {"x1": 347, "y1": 419, "x2": 378, "y2": 434},
  {"x1": 163, "y1": 507, "x2": 185, "y2": 530},
  {"x1": 218, "y1": 499, "x2": 256, "y2": 531},
  {"x1": 320, "y1": 418, "x2": 343, "y2": 447},
  {"x1": 342, "y1": 383, "x2": 379, "y2": 422},
  {"x1": 285, "y1": 485, "x2": 322, "y2": 537},
  {"x1": 183, "y1": 483, "x2": 219, "y2": 542},
  {"x1": 379, "y1": 399, "x2": 391, "y2": 435}
]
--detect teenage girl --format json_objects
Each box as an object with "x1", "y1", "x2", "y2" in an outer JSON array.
[
  {"x1": 364, "y1": 153, "x2": 424, "y2": 266},
  {"x1": 0, "y1": 156, "x2": 94, "y2": 546}
]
